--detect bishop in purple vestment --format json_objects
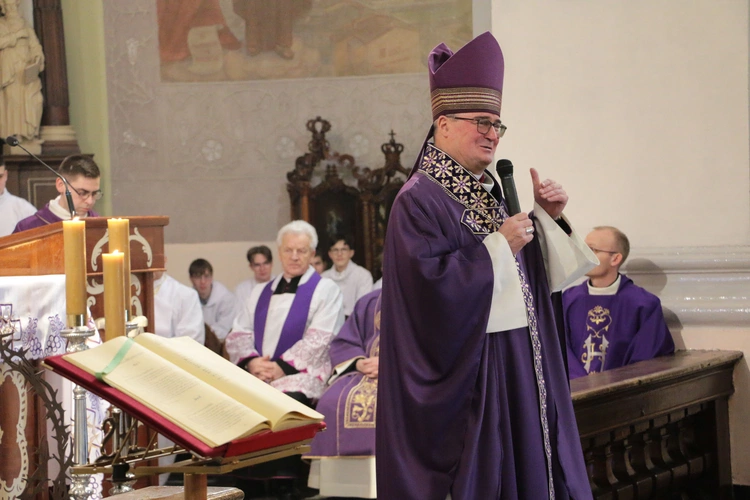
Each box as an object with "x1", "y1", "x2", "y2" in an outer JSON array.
[
  {"x1": 376, "y1": 32, "x2": 599, "y2": 500},
  {"x1": 563, "y1": 226, "x2": 674, "y2": 379},
  {"x1": 13, "y1": 154, "x2": 101, "y2": 233}
]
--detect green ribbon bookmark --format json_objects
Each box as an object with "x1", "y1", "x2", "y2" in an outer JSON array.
[{"x1": 95, "y1": 338, "x2": 135, "y2": 381}]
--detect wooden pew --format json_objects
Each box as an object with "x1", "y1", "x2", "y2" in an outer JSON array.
[{"x1": 572, "y1": 350, "x2": 742, "y2": 499}]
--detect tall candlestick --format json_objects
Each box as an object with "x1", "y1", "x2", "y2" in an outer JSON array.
[
  {"x1": 63, "y1": 219, "x2": 87, "y2": 326},
  {"x1": 103, "y1": 251, "x2": 126, "y2": 341},
  {"x1": 107, "y1": 218, "x2": 131, "y2": 318}
]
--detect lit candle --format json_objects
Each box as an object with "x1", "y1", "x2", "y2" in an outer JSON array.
[
  {"x1": 103, "y1": 251, "x2": 126, "y2": 341},
  {"x1": 63, "y1": 219, "x2": 87, "y2": 326},
  {"x1": 107, "y1": 218, "x2": 131, "y2": 318}
]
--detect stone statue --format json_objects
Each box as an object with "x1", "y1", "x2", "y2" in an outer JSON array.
[{"x1": 0, "y1": 0, "x2": 44, "y2": 144}]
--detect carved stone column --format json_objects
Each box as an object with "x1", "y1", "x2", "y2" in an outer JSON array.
[{"x1": 32, "y1": 0, "x2": 79, "y2": 155}]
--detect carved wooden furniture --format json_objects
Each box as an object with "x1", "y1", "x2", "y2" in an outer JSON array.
[
  {"x1": 287, "y1": 117, "x2": 408, "y2": 278},
  {"x1": 572, "y1": 349, "x2": 742, "y2": 499},
  {"x1": 0, "y1": 216, "x2": 168, "y2": 328}
]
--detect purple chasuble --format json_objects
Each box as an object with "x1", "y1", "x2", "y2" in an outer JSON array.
[
  {"x1": 308, "y1": 289, "x2": 381, "y2": 458},
  {"x1": 13, "y1": 203, "x2": 99, "y2": 233},
  {"x1": 254, "y1": 272, "x2": 321, "y2": 359},
  {"x1": 563, "y1": 275, "x2": 675, "y2": 379},
  {"x1": 377, "y1": 144, "x2": 592, "y2": 500}
]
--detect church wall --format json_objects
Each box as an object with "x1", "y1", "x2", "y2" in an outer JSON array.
[
  {"x1": 165, "y1": 240, "x2": 280, "y2": 292},
  {"x1": 491, "y1": 1, "x2": 750, "y2": 484}
]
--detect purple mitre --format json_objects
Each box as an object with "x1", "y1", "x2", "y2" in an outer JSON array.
[{"x1": 429, "y1": 31, "x2": 505, "y2": 119}]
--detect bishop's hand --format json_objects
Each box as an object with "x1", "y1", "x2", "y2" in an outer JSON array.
[{"x1": 531, "y1": 167, "x2": 567, "y2": 220}]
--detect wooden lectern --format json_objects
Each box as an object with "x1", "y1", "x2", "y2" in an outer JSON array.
[
  {"x1": 0, "y1": 216, "x2": 168, "y2": 499},
  {"x1": 0, "y1": 216, "x2": 168, "y2": 327}
]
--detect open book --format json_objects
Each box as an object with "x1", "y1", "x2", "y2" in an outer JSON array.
[{"x1": 44, "y1": 333, "x2": 324, "y2": 456}]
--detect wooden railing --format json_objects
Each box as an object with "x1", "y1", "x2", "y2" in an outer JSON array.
[{"x1": 571, "y1": 350, "x2": 743, "y2": 499}]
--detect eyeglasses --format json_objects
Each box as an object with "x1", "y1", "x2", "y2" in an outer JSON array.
[
  {"x1": 588, "y1": 246, "x2": 619, "y2": 255},
  {"x1": 251, "y1": 261, "x2": 272, "y2": 268},
  {"x1": 69, "y1": 184, "x2": 103, "y2": 201},
  {"x1": 449, "y1": 116, "x2": 507, "y2": 137},
  {"x1": 329, "y1": 247, "x2": 351, "y2": 254},
  {"x1": 281, "y1": 247, "x2": 311, "y2": 257}
]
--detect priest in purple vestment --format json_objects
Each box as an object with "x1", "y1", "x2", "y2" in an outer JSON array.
[
  {"x1": 563, "y1": 226, "x2": 675, "y2": 379},
  {"x1": 305, "y1": 288, "x2": 381, "y2": 498},
  {"x1": 377, "y1": 32, "x2": 599, "y2": 500},
  {"x1": 13, "y1": 154, "x2": 101, "y2": 233}
]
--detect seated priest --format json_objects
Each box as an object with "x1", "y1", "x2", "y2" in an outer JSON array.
[
  {"x1": 563, "y1": 226, "x2": 675, "y2": 379},
  {"x1": 225, "y1": 220, "x2": 344, "y2": 498},
  {"x1": 305, "y1": 288, "x2": 381, "y2": 499},
  {"x1": 188, "y1": 258, "x2": 238, "y2": 341},
  {"x1": 13, "y1": 154, "x2": 101, "y2": 232}
]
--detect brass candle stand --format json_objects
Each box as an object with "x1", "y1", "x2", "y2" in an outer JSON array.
[{"x1": 60, "y1": 317, "x2": 97, "y2": 500}]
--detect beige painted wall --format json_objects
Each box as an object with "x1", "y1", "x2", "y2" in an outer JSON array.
[
  {"x1": 61, "y1": 0, "x2": 112, "y2": 215},
  {"x1": 492, "y1": 0, "x2": 749, "y2": 247},
  {"x1": 165, "y1": 240, "x2": 280, "y2": 291}
]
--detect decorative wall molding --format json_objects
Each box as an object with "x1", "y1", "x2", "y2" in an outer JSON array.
[{"x1": 622, "y1": 246, "x2": 750, "y2": 329}]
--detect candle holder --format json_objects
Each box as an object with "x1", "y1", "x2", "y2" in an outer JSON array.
[
  {"x1": 125, "y1": 309, "x2": 141, "y2": 338},
  {"x1": 109, "y1": 463, "x2": 136, "y2": 495},
  {"x1": 60, "y1": 324, "x2": 96, "y2": 500}
]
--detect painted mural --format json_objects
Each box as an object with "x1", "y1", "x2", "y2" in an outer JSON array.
[{"x1": 156, "y1": 0, "x2": 472, "y2": 82}]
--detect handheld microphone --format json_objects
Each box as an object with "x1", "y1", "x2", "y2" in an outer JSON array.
[
  {"x1": 4, "y1": 136, "x2": 76, "y2": 218},
  {"x1": 495, "y1": 159, "x2": 521, "y2": 216}
]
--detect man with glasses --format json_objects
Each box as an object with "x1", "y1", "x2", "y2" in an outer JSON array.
[
  {"x1": 377, "y1": 32, "x2": 598, "y2": 499},
  {"x1": 322, "y1": 235, "x2": 373, "y2": 317},
  {"x1": 13, "y1": 154, "x2": 102, "y2": 232},
  {"x1": 226, "y1": 220, "x2": 344, "y2": 498},
  {"x1": 235, "y1": 245, "x2": 275, "y2": 309},
  {"x1": 563, "y1": 226, "x2": 674, "y2": 379}
]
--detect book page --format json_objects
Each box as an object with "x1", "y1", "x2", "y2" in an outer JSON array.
[
  {"x1": 134, "y1": 333, "x2": 322, "y2": 429},
  {"x1": 65, "y1": 337, "x2": 270, "y2": 448}
]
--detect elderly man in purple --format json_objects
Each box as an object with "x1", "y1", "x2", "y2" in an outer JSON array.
[
  {"x1": 563, "y1": 226, "x2": 675, "y2": 379},
  {"x1": 226, "y1": 220, "x2": 344, "y2": 498},
  {"x1": 13, "y1": 154, "x2": 101, "y2": 232},
  {"x1": 377, "y1": 32, "x2": 599, "y2": 500},
  {"x1": 306, "y1": 288, "x2": 381, "y2": 498}
]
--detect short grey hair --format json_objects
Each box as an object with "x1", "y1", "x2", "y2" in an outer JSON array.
[{"x1": 276, "y1": 220, "x2": 318, "y2": 250}]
